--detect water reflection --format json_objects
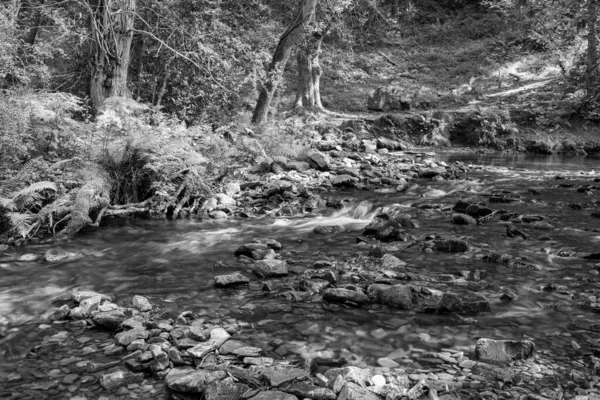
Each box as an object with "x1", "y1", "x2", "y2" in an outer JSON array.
[{"x1": 436, "y1": 152, "x2": 600, "y2": 171}]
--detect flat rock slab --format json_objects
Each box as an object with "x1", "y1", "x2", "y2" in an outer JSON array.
[
  {"x1": 262, "y1": 367, "x2": 309, "y2": 387},
  {"x1": 165, "y1": 367, "x2": 227, "y2": 393},
  {"x1": 475, "y1": 338, "x2": 535, "y2": 364},
  {"x1": 250, "y1": 391, "x2": 299, "y2": 400},
  {"x1": 214, "y1": 273, "x2": 250, "y2": 287},
  {"x1": 92, "y1": 310, "x2": 127, "y2": 330}
]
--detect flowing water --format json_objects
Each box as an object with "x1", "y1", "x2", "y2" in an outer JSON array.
[{"x1": 1, "y1": 153, "x2": 600, "y2": 397}]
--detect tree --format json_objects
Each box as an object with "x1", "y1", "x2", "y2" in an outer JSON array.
[
  {"x1": 84, "y1": 0, "x2": 136, "y2": 109},
  {"x1": 587, "y1": 0, "x2": 598, "y2": 94},
  {"x1": 252, "y1": 0, "x2": 319, "y2": 124}
]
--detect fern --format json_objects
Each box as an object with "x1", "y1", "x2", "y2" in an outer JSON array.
[
  {"x1": 11, "y1": 181, "x2": 57, "y2": 211},
  {"x1": 6, "y1": 212, "x2": 36, "y2": 238},
  {"x1": 0, "y1": 197, "x2": 16, "y2": 211}
]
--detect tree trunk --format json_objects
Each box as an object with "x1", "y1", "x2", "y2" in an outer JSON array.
[
  {"x1": 17, "y1": 0, "x2": 44, "y2": 45},
  {"x1": 89, "y1": 0, "x2": 136, "y2": 109},
  {"x1": 294, "y1": 34, "x2": 325, "y2": 112},
  {"x1": 588, "y1": 0, "x2": 598, "y2": 95},
  {"x1": 251, "y1": 0, "x2": 318, "y2": 124}
]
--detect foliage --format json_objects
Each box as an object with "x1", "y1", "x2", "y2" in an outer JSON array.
[{"x1": 0, "y1": 181, "x2": 57, "y2": 238}]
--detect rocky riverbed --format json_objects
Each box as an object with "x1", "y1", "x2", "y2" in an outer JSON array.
[{"x1": 1, "y1": 145, "x2": 600, "y2": 400}]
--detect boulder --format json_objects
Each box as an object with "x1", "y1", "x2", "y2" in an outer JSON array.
[
  {"x1": 324, "y1": 367, "x2": 371, "y2": 387},
  {"x1": 209, "y1": 211, "x2": 228, "y2": 220},
  {"x1": 43, "y1": 248, "x2": 79, "y2": 262},
  {"x1": 368, "y1": 284, "x2": 413, "y2": 309},
  {"x1": 165, "y1": 368, "x2": 227, "y2": 393},
  {"x1": 307, "y1": 150, "x2": 331, "y2": 171},
  {"x1": 214, "y1": 273, "x2": 250, "y2": 287},
  {"x1": 475, "y1": 338, "x2": 535, "y2": 364},
  {"x1": 323, "y1": 288, "x2": 369, "y2": 305},
  {"x1": 252, "y1": 259, "x2": 288, "y2": 278}
]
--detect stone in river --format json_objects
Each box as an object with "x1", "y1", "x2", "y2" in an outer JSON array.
[
  {"x1": 72, "y1": 290, "x2": 112, "y2": 303},
  {"x1": 188, "y1": 327, "x2": 231, "y2": 359},
  {"x1": 209, "y1": 210, "x2": 228, "y2": 219},
  {"x1": 313, "y1": 225, "x2": 345, "y2": 235},
  {"x1": 92, "y1": 310, "x2": 127, "y2": 330},
  {"x1": 250, "y1": 391, "x2": 299, "y2": 400},
  {"x1": 367, "y1": 284, "x2": 413, "y2": 309},
  {"x1": 44, "y1": 248, "x2": 80, "y2": 262},
  {"x1": 475, "y1": 338, "x2": 535, "y2": 364},
  {"x1": 451, "y1": 213, "x2": 477, "y2": 225},
  {"x1": 323, "y1": 288, "x2": 369, "y2": 305},
  {"x1": 331, "y1": 174, "x2": 357, "y2": 188},
  {"x1": 262, "y1": 367, "x2": 309, "y2": 387},
  {"x1": 432, "y1": 238, "x2": 469, "y2": 252},
  {"x1": 205, "y1": 378, "x2": 249, "y2": 400},
  {"x1": 338, "y1": 382, "x2": 381, "y2": 400},
  {"x1": 99, "y1": 370, "x2": 144, "y2": 391},
  {"x1": 437, "y1": 292, "x2": 491, "y2": 315},
  {"x1": 115, "y1": 329, "x2": 149, "y2": 346},
  {"x1": 380, "y1": 254, "x2": 406, "y2": 269},
  {"x1": 531, "y1": 221, "x2": 554, "y2": 230},
  {"x1": 214, "y1": 273, "x2": 250, "y2": 287},
  {"x1": 243, "y1": 357, "x2": 273, "y2": 367},
  {"x1": 375, "y1": 221, "x2": 403, "y2": 242},
  {"x1": 165, "y1": 367, "x2": 227, "y2": 393},
  {"x1": 252, "y1": 259, "x2": 288, "y2": 278},
  {"x1": 132, "y1": 295, "x2": 152, "y2": 312},
  {"x1": 234, "y1": 243, "x2": 272, "y2": 260},
  {"x1": 49, "y1": 304, "x2": 70, "y2": 321}
]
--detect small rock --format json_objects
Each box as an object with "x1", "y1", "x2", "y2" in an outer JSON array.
[
  {"x1": 115, "y1": 329, "x2": 149, "y2": 346},
  {"x1": 99, "y1": 370, "x2": 144, "y2": 391},
  {"x1": 92, "y1": 310, "x2": 127, "y2": 330},
  {"x1": 437, "y1": 292, "x2": 491, "y2": 315},
  {"x1": 451, "y1": 213, "x2": 477, "y2": 225},
  {"x1": 262, "y1": 367, "x2": 310, "y2": 387},
  {"x1": 307, "y1": 150, "x2": 331, "y2": 171},
  {"x1": 380, "y1": 254, "x2": 406, "y2": 269},
  {"x1": 250, "y1": 391, "x2": 299, "y2": 400},
  {"x1": 209, "y1": 210, "x2": 228, "y2": 219},
  {"x1": 338, "y1": 382, "x2": 381, "y2": 400}
]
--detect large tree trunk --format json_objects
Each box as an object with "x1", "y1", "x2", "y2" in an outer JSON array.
[
  {"x1": 89, "y1": 0, "x2": 136, "y2": 109},
  {"x1": 294, "y1": 34, "x2": 325, "y2": 112},
  {"x1": 251, "y1": 0, "x2": 318, "y2": 124},
  {"x1": 587, "y1": 0, "x2": 598, "y2": 95}
]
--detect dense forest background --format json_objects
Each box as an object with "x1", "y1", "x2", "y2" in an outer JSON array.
[{"x1": 1, "y1": 0, "x2": 600, "y2": 242}]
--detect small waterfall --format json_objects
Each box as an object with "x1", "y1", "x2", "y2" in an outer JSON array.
[{"x1": 332, "y1": 200, "x2": 379, "y2": 220}]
